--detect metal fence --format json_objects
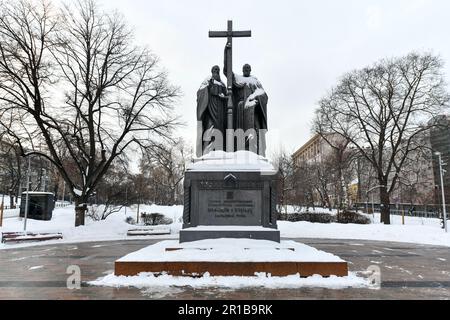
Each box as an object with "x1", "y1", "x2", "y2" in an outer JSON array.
[{"x1": 354, "y1": 203, "x2": 449, "y2": 219}]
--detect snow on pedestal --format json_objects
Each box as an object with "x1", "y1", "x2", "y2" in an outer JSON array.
[
  {"x1": 117, "y1": 239, "x2": 344, "y2": 263},
  {"x1": 188, "y1": 150, "x2": 276, "y2": 173}
]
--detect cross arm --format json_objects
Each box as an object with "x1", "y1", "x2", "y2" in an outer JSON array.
[{"x1": 208, "y1": 31, "x2": 252, "y2": 38}]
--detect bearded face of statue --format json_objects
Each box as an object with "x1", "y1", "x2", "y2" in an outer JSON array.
[
  {"x1": 243, "y1": 64, "x2": 251, "y2": 77},
  {"x1": 211, "y1": 65, "x2": 221, "y2": 81}
]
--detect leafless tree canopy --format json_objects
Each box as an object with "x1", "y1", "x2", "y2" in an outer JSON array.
[
  {"x1": 0, "y1": 0, "x2": 181, "y2": 226},
  {"x1": 314, "y1": 52, "x2": 449, "y2": 224},
  {"x1": 139, "y1": 138, "x2": 191, "y2": 206}
]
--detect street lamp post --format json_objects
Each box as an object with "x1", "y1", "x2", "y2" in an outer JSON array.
[
  {"x1": 62, "y1": 181, "x2": 66, "y2": 204},
  {"x1": 23, "y1": 156, "x2": 31, "y2": 235},
  {"x1": 125, "y1": 183, "x2": 128, "y2": 217},
  {"x1": 435, "y1": 152, "x2": 448, "y2": 233},
  {"x1": 0, "y1": 193, "x2": 4, "y2": 228},
  {"x1": 372, "y1": 193, "x2": 375, "y2": 217}
]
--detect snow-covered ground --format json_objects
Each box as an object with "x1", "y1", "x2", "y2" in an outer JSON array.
[
  {"x1": 1, "y1": 195, "x2": 19, "y2": 219},
  {"x1": 1, "y1": 204, "x2": 449, "y2": 249},
  {"x1": 279, "y1": 219, "x2": 450, "y2": 247},
  {"x1": 0, "y1": 204, "x2": 183, "y2": 249}
]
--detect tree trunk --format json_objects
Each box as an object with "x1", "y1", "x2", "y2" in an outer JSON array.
[
  {"x1": 9, "y1": 191, "x2": 14, "y2": 208},
  {"x1": 380, "y1": 186, "x2": 391, "y2": 224},
  {"x1": 75, "y1": 196, "x2": 88, "y2": 227}
]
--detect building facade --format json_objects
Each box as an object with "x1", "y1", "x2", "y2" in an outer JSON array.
[
  {"x1": 292, "y1": 133, "x2": 336, "y2": 165},
  {"x1": 430, "y1": 115, "x2": 450, "y2": 206}
]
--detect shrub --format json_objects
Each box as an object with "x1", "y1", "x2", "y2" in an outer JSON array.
[
  {"x1": 337, "y1": 211, "x2": 371, "y2": 224},
  {"x1": 278, "y1": 212, "x2": 336, "y2": 224},
  {"x1": 140, "y1": 213, "x2": 173, "y2": 226},
  {"x1": 125, "y1": 216, "x2": 136, "y2": 225}
]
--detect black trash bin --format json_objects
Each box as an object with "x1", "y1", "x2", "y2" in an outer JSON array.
[{"x1": 20, "y1": 192, "x2": 55, "y2": 221}]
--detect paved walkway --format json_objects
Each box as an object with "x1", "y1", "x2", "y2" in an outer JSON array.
[{"x1": 0, "y1": 238, "x2": 449, "y2": 299}]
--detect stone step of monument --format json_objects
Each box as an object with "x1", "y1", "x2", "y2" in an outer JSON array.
[{"x1": 115, "y1": 261, "x2": 349, "y2": 278}]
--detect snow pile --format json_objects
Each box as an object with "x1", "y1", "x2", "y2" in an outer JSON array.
[
  {"x1": 117, "y1": 239, "x2": 344, "y2": 263},
  {"x1": 188, "y1": 150, "x2": 276, "y2": 172},
  {"x1": 89, "y1": 272, "x2": 369, "y2": 290}
]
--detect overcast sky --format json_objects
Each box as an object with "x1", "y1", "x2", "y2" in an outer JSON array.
[{"x1": 96, "y1": 0, "x2": 450, "y2": 157}]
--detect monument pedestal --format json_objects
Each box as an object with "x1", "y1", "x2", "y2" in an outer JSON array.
[{"x1": 180, "y1": 151, "x2": 279, "y2": 243}]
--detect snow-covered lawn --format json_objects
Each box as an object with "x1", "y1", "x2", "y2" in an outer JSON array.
[
  {"x1": 279, "y1": 220, "x2": 450, "y2": 247},
  {"x1": 1, "y1": 204, "x2": 449, "y2": 249},
  {"x1": 0, "y1": 204, "x2": 183, "y2": 249}
]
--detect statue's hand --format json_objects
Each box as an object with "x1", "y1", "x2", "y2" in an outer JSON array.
[{"x1": 245, "y1": 99, "x2": 258, "y2": 109}]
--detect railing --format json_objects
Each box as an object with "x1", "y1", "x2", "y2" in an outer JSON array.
[
  {"x1": 1, "y1": 205, "x2": 17, "y2": 211},
  {"x1": 2, "y1": 207, "x2": 19, "y2": 219},
  {"x1": 354, "y1": 202, "x2": 450, "y2": 219},
  {"x1": 389, "y1": 209, "x2": 441, "y2": 219},
  {"x1": 55, "y1": 202, "x2": 71, "y2": 208}
]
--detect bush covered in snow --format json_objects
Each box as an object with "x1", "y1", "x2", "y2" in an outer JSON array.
[
  {"x1": 141, "y1": 213, "x2": 173, "y2": 226},
  {"x1": 125, "y1": 216, "x2": 136, "y2": 225},
  {"x1": 278, "y1": 212, "x2": 335, "y2": 224},
  {"x1": 278, "y1": 210, "x2": 371, "y2": 225},
  {"x1": 336, "y1": 211, "x2": 371, "y2": 225}
]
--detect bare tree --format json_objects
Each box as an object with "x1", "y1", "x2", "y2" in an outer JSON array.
[
  {"x1": 291, "y1": 160, "x2": 317, "y2": 212},
  {"x1": 0, "y1": 0, "x2": 180, "y2": 226},
  {"x1": 0, "y1": 137, "x2": 22, "y2": 207},
  {"x1": 140, "y1": 138, "x2": 189, "y2": 205},
  {"x1": 271, "y1": 148, "x2": 295, "y2": 213},
  {"x1": 89, "y1": 159, "x2": 134, "y2": 221},
  {"x1": 315, "y1": 52, "x2": 449, "y2": 224}
]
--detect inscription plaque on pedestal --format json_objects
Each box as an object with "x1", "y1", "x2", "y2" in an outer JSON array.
[
  {"x1": 180, "y1": 159, "x2": 280, "y2": 243},
  {"x1": 200, "y1": 190, "x2": 261, "y2": 225}
]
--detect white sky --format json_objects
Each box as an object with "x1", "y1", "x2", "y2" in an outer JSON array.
[{"x1": 94, "y1": 0, "x2": 450, "y2": 157}]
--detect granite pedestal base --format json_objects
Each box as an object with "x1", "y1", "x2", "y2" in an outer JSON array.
[{"x1": 179, "y1": 227, "x2": 280, "y2": 243}]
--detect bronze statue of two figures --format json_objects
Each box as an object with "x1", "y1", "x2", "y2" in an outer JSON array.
[{"x1": 196, "y1": 21, "x2": 268, "y2": 157}]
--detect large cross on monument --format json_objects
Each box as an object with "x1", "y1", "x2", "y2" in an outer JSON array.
[{"x1": 209, "y1": 20, "x2": 251, "y2": 150}]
